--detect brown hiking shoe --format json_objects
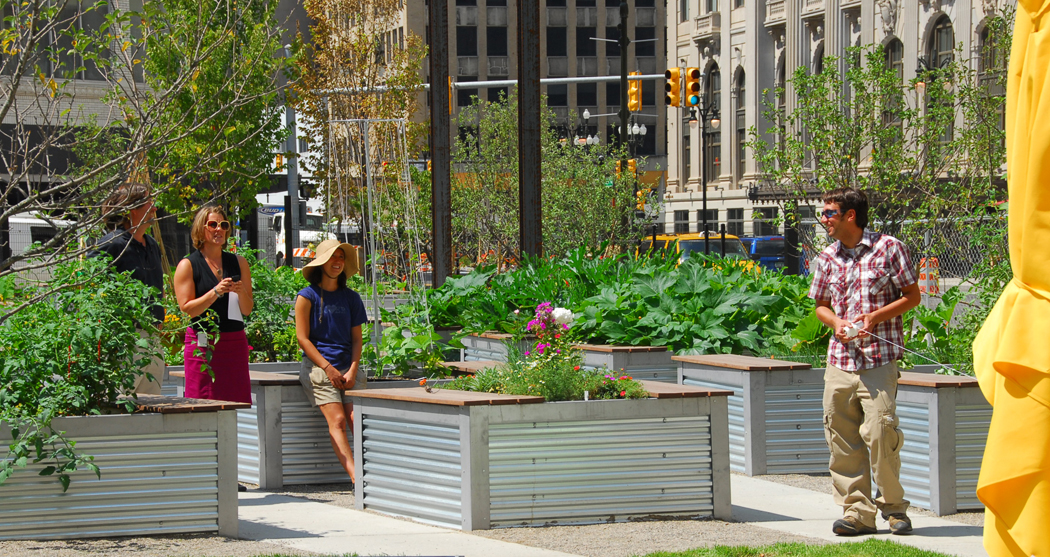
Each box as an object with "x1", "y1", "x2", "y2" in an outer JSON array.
[
  {"x1": 832, "y1": 516, "x2": 877, "y2": 536},
  {"x1": 886, "y1": 513, "x2": 913, "y2": 535}
]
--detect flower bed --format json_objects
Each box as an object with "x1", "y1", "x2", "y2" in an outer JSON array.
[
  {"x1": 347, "y1": 380, "x2": 732, "y2": 530},
  {"x1": 0, "y1": 396, "x2": 245, "y2": 540}
]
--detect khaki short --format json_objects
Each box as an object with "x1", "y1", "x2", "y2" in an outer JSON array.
[{"x1": 299, "y1": 357, "x2": 366, "y2": 407}]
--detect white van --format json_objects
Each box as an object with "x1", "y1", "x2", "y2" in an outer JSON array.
[{"x1": 6, "y1": 212, "x2": 76, "y2": 255}]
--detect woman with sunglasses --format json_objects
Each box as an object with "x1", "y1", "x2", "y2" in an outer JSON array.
[{"x1": 174, "y1": 204, "x2": 253, "y2": 404}]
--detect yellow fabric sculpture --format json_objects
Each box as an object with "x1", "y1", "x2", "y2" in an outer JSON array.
[{"x1": 972, "y1": 0, "x2": 1050, "y2": 555}]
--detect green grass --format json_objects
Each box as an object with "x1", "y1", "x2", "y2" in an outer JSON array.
[{"x1": 638, "y1": 539, "x2": 957, "y2": 557}]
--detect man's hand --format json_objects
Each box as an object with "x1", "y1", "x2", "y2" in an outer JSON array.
[
  {"x1": 832, "y1": 318, "x2": 853, "y2": 343},
  {"x1": 854, "y1": 313, "x2": 877, "y2": 339}
]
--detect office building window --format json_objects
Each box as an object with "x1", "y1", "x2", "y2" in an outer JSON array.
[
  {"x1": 576, "y1": 27, "x2": 597, "y2": 56},
  {"x1": 927, "y1": 16, "x2": 955, "y2": 144},
  {"x1": 704, "y1": 65, "x2": 721, "y2": 181},
  {"x1": 457, "y1": 77, "x2": 478, "y2": 107},
  {"x1": 697, "y1": 209, "x2": 718, "y2": 234},
  {"x1": 642, "y1": 79, "x2": 655, "y2": 106},
  {"x1": 577, "y1": 83, "x2": 598, "y2": 106},
  {"x1": 547, "y1": 84, "x2": 568, "y2": 106},
  {"x1": 735, "y1": 71, "x2": 746, "y2": 181},
  {"x1": 488, "y1": 87, "x2": 509, "y2": 103},
  {"x1": 486, "y1": 0, "x2": 506, "y2": 5},
  {"x1": 674, "y1": 210, "x2": 690, "y2": 234},
  {"x1": 487, "y1": 27, "x2": 508, "y2": 56},
  {"x1": 547, "y1": 26, "x2": 567, "y2": 56},
  {"x1": 605, "y1": 26, "x2": 620, "y2": 56},
  {"x1": 635, "y1": 27, "x2": 655, "y2": 57},
  {"x1": 683, "y1": 131, "x2": 692, "y2": 184},
  {"x1": 680, "y1": 0, "x2": 689, "y2": 20},
  {"x1": 755, "y1": 207, "x2": 778, "y2": 235},
  {"x1": 457, "y1": 26, "x2": 477, "y2": 56},
  {"x1": 607, "y1": 82, "x2": 620, "y2": 107},
  {"x1": 727, "y1": 208, "x2": 744, "y2": 236}
]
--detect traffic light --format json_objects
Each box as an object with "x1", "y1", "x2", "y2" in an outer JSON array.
[
  {"x1": 448, "y1": 77, "x2": 454, "y2": 114},
  {"x1": 427, "y1": 160, "x2": 432, "y2": 172},
  {"x1": 665, "y1": 68, "x2": 682, "y2": 107},
  {"x1": 628, "y1": 159, "x2": 638, "y2": 177},
  {"x1": 635, "y1": 189, "x2": 646, "y2": 211},
  {"x1": 685, "y1": 67, "x2": 702, "y2": 107},
  {"x1": 616, "y1": 160, "x2": 622, "y2": 178},
  {"x1": 627, "y1": 71, "x2": 641, "y2": 112}
]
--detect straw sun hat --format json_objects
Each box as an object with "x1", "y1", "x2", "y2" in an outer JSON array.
[{"x1": 302, "y1": 239, "x2": 360, "y2": 282}]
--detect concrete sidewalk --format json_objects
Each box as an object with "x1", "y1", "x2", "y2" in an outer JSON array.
[
  {"x1": 238, "y1": 476, "x2": 986, "y2": 557},
  {"x1": 731, "y1": 475, "x2": 988, "y2": 557},
  {"x1": 238, "y1": 491, "x2": 581, "y2": 557}
]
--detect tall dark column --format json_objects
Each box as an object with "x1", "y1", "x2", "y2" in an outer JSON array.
[
  {"x1": 518, "y1": 0, "x2": 542, "y2": 258},
  {"x1": 430, "y1": 0, "x2": 453, "y2": 286}
]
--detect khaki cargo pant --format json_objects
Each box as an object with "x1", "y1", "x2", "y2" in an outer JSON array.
[{"x1": 823, "y1": 361, "x2": 909, "y2": 528}]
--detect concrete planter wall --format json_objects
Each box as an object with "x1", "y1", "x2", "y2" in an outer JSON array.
[
  {"x1": 574, "y1": 344, "x2": 678, "y2": 383},
  {"x1": 348, "y1": 380, "x2": 732, "y2": 530},
  {"x1": 0, "y1": 396, "x2": 244, "y2": 540},
  {"x1": 896, "y1": 373, "x2": 990, "y2": 515},
  {"x1": 676, "y1": 354, "x2": 821, "y2": 475}
]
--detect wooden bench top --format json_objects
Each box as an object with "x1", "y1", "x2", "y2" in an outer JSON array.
[
  {"x1": 672, "y1": 353, "x2": 812, "y2": 371},
  {"x1": 898, "y1": 371, "x2": 979, "y2": 388},
  {"x1": 132, "y1": 394, "x2": 251, "y2": 413},
  {"x1": 438, "y1": 360, "x2": 503, "y2": 374},
  {"x1": 572, "y1": 343, "x2": 669, "y2": 353},
  {"x1": 170, "y1": 370, "x2": 300, "y2": 386},
  {"x1": 637, "y1": 379, "x2": 733, "y2": 398}
]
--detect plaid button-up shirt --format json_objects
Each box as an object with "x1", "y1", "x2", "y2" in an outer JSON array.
[{"x1": 808, "y1": 230, "x2": 917, "y2": 371}]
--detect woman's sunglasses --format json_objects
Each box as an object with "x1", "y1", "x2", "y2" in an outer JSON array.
[{"x1": 206, "y1": 220, "x2": 231, "y2": 230}]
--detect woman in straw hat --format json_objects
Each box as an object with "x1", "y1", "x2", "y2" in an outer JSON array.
[{"x1": 295, "y1": 239, "x2": 367, "y2": 483}]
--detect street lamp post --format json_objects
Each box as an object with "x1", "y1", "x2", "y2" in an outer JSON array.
[{"x1": 692, "y1": 87, "x2": 720, "y2": 254}]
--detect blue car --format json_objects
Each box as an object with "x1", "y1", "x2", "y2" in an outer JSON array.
[{"x1": 740, "y1": 236, "x2": 786, "y2": 272}]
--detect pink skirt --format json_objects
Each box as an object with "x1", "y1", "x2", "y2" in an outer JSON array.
[{"x1": 184, "y1": 328, "x2": 251, "y2": 404}]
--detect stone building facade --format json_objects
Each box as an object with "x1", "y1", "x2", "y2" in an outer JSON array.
[{"x1": 663, "y1": 0, "x2": 1010, "y2": 236}]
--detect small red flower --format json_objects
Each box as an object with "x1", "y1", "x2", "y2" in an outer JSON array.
[
  {"x1": 418, "y1": 378, "x2": 427, "y2": 386},
  {"x1": 555, "y1": 334, "x2": 561, "y2": 339},
  {"x1": 564, "y1": 279, "x2": 570, "y2": 286},
  {"x1": 620, "y1": 390, "x2": 626, "y2": 397},
  {"x1": 573, "y1": 366, "x2": 580, "y2": 371}
]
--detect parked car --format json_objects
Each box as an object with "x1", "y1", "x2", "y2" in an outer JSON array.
[
  {"x1": 740, "y1": 235, "x2": 786, "y2": 272},
  {"x1": 639, "y1": 233, "x2": 759, "y2": 271}
]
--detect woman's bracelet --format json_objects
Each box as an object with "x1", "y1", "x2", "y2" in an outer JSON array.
[{"x1": 213, "y1": 285, "x2": 221, "y2": 297}]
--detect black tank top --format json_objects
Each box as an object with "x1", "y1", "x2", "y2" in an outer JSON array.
[{"x1": 188, "y1": 250, "x2": 245, "y2": 333}]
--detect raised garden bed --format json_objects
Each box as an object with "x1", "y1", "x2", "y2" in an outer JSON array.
[
  {"x1": 460, "y1": 332, "x2": 533, "y2": 362},
  {"x1": 573, "y1": 343, "x2": 678, "y2": 383},
  {"x1": 171, "y1": 368, "x2": 438, "y2": 489},
  {"x1": 347, "y1": 380, "x2": 732, "y2": 530},
  {"x1": 0, "y1": 395, "x2": 245, "y2": 540},
  {"x1": 675, "y1": 354, "x2": 821, "y2": 475},
  {"x1": 896, "y1": 373, "x2": 990, "y2": 515},
  {"x1": 676, "y1": 354, "x2": 990, "y2": 516}
]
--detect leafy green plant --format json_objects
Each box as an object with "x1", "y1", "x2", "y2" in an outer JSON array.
[
  {"x1": 239, "y1": 245, "x2": 309, "y2": 363},
  {"x1": 1, "y1": 257, "x2": 161, "y2": 490}
]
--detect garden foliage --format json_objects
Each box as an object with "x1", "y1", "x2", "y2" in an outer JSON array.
[{"x1": 0, "y1": 257, "x2": 161, "y2": 489}]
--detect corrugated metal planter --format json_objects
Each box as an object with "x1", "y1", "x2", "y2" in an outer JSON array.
[
  {"x1": 0, "y1": 395, "x2": 244, "y2": 540},
  {"x1": 676, "y1": 354, "x2": 822, "y2": 476},
  {"x1": 460, "y1": 332, "x2": 534, "y2": 362},
  {"x1": 348, "y1": 381, "x2": 732, "y2": 530},
  {"x1": 574, "y1": 344, "x2": 678, "y2": 383},
  {"x1": 896, "y1": 373, "x2": 990, "y2": 515},
  {"x1": 172, "y1": 368, "x2": 440, "y2": 489}
]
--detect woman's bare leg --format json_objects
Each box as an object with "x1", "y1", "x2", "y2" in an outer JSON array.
[{"x1": 318, "y1": 401, "x2": 355, "y2": 482}]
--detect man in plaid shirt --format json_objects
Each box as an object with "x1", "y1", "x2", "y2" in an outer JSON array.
[{"x1": 809, "y1": 188, "x2": 921, "y2": 536}]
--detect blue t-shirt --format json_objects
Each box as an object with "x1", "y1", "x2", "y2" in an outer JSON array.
[{"x1": 297, "y1": 285, "x2": 369, "y2": 371}]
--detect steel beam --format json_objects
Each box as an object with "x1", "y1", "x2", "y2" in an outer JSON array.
[{"x1": 430, "y1": 0, "x2": 452, "y2": 286}]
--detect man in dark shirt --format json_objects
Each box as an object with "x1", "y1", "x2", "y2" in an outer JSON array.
[{"x1": 90, "y1": 182, "x2": 165, "y2": 394}]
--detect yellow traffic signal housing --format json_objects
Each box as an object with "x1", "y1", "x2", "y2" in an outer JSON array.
[
  {"x1": 275, "y1": 153, "x2": 284, "y2": 169},
  {"x1": 427, "y1": 160, "x2": 432, "y2": 172},
  {"x1": 627, "y1": 71, "x2": 641, "y2": 112},
  {"x1": 448, "y1": 77, "x2": 454, "y2": 114},
  {"x1": 635, "y1": 190, "x2": 646, "y2": 211},
  {"x1": 616, "y1": 160, "x2": 622, "y2": 178},
  {"x1": 665, "y1": 68, "x2": 682, "y2": 107},
  {"x1": 628, "y1": 159, "x2": 638, "y2": 177},
  {"x1": 685, "y1": 67, "x2": 702, "y2": 107}
]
